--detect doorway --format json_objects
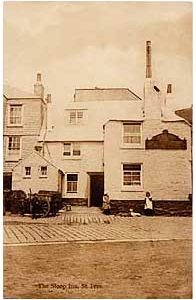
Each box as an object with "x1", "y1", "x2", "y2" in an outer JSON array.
[
  {"x1": 3, "y1": 173, "x2": 12, "y2": 191},
  {"x1": 90, "y1": 173, "x2": 104, "y2": 207}
]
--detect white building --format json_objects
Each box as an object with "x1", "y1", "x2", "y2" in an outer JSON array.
[{"x1": 6, "y1": 41, "x2": 192, "y2": 213}]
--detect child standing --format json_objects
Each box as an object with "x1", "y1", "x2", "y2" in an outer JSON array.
[{"x1": 144, "y1": 192, "x2": 154, "y2": 216}]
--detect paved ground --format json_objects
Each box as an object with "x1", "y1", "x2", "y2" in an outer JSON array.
[
  {"x1": 4, "y1": 216, "x2": 192, "y2": 245},
  {"x1": 4, "y1": 216, "x2": 192, "y2": 298},
  {"x1": 4, "y1": 240, "x2": 192, "y2": 298}
]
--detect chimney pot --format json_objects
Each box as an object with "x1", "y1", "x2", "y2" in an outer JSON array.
[
  {"x1": 34, "y1": 73, "x2": 44, "y2": 98},
  {"x1": 46, "y1": 94, "x2": 51, "y2": 103},
  {"x1": 37, "y1": 73, "x2": 41, "y2": 82},
  {"x1": 167, "y1": 84, "x2": 172, "y2": 94}
]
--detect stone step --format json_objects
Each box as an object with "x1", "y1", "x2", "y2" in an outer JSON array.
[
  {"x1": 60, "y1": 213, "x2": 114, "y2": 225},
  {"x1": 61, "y1": 206, "x2": 102, "y2": 214}
]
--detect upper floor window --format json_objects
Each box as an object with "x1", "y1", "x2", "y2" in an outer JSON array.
[
  {"x1": 63, "y1": 143, "x2": 71, "y2": 156},
  {"x1": 73, "y1": 142, "x2": 80, "y2": 156},
  {"x1": 24, "y1": 167, "x2": 31, "y2": 178},
  {"x1": 40, "y1": 166, "x2": 48, "y2": 177},
  {"x1": 63, "y1": 142, "x2": 80, "y2": 157},
  {"x1": 123, "y1": 164, "x2": 142, "y2": 186},
  {"x1": 69, "y1": 110, "x2": 84, "y2": 125},
  {"x1": 9, "y1": 105, "x2": 22, "y2": 125},
  {"x1": 7, "y1": 136, "x2": 21, "y2": 160},
  {"x1": 8, "y1": 136, "x2": 20, "y2": 150},
  {"x1": 123, "y1": 123, "x2": 141, "y2": 144}
]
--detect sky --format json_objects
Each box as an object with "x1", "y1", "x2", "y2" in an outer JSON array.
[{"x1": 3, "y1": 1, "x2": 192, "y2": 113}]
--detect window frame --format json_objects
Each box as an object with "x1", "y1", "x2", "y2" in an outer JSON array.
[
  {"x1": 63, "y1": 142, "x2": 81, "y2": 158},
  {"x1": 122, "y1": 122, "x2": 142, "y2": 146},
  {"x1": 6, "y1": 136, "x2": 22, "y2": 161},
  {"x1": 67, "y1": 173, "x2": 78, "y2": 193},
  {"x1": 8, "y1": 104, "x2": 23, "y2": 126},
  {"x1": 69, "y1": 110, "x2": 84, "y2": 125},
  {"x1": 73, "y1": 142, "x2": 81, "y2": 156},
  {"x1": 24, "y1": 166, "x2": 31, "y2": 178},
  {"x1": 39, "y1": 166, "x2": 48, "y2": 178},
  {"x1": 63, "y1": 143, "x2": 71, "y2": 156},
  {"x1": 121, "y1": 163, "x2": 143, "y2": 191}
]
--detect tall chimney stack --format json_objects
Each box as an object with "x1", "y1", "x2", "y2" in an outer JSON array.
[
  {"x1": 146, "y1": 41, "x2": 152, "y2": 79},
  {"x1": 34, "y1": 72, "x2": 44, "y2": 98}
]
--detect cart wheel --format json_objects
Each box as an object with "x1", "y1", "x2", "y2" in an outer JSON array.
[{"x1": 40, "y1": 200, "x2": 50, "y2": 217}]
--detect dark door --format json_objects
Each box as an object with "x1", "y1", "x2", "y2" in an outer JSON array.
[
  {"x1": 90, "y1": 175, "x2": 104, "y2": 207},
  {"x1": 3, "y1": 173, "x2": 12, "y2": 191}
]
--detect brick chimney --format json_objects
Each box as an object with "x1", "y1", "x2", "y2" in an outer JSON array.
[
  {"x1": 167, "y1": 83, "x2": 172, "y2": 94},
  {"x1": 144, "y1": 41, "x2": 162, "y2": 119},
  {"x1": 34, "y1": 73, "x2": 44, "y2": 98},
  {"x1": 146, "y1": 41, "x2": 152, "y2": 79}
]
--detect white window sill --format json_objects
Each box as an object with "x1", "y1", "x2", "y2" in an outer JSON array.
[
  {"x1": 121, "y1": 186, "x2": 143, "y2": 192},
  {"x1": 7, "y1": 124, "x2": 23, "y2": 127},
  {"x1": 39, "y1": 176, "x2": 48, "y2": 178},
  {"x1": 5, "y1": 158, "x2": 20, "y2": 162},
  {"x1": 62, "y1": 157, "x2": 81, "y2": 160},
  {"x1": 68, "y1": 123, "x2": 85, "y2": 126},
  {"x1": 67, "y1": 192, "x2": 78, "y2": 194},
  {"x1": 23, "y1": 176, "x2": 31, "y2": 179},
  {"x1": 120, "y1": 144, "x2": 144, "y2": 149}
]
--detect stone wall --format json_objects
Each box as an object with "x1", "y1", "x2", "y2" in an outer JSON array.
[{"x1": 110, "y1": 200, "x2": 192, "y2": 216}]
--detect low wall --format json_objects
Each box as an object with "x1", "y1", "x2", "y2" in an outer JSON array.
[{"x1": 110, "y1": 200, "x2": 192, "y2": 216}]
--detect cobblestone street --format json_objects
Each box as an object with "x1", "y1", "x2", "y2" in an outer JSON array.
[
  {"x1": 4, "y1": 216, "x2": 192, "y2": 245},
  {"x1": 4, "y1": 216, "x2": 192, "y2": 298}
]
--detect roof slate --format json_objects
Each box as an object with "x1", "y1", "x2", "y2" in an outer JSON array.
[
  {"x1": 3, "y1": 84, "x2": 38, "y2": 99},
  {"x1": 74, "y1": 88, "x2": 142, "y2": 102}
]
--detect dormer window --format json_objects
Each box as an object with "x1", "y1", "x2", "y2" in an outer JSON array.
[
  {"x1": 69, "y1": 110, "x2": 84, "y2": 125},
  {"x1": 9, "y1": 105, "x2": 22, "y2": 126}
]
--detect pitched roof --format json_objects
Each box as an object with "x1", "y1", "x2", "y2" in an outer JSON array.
[
  {"x1": 175, "y1": 107, "x2": 192, "y2": 125},
  {"x1": 12, "y1": 150, "x2": 64, "y2": 173},
  {"x1": 74, "y1": 88, "x2": 142, "y2": 102},
  {"x1": 3, "y1": 84, "x2": 38, "y2": 99}
]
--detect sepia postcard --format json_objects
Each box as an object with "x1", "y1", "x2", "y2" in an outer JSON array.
[{"x1": 3, "y1": 1, "x2": 192, "y2": 299}]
